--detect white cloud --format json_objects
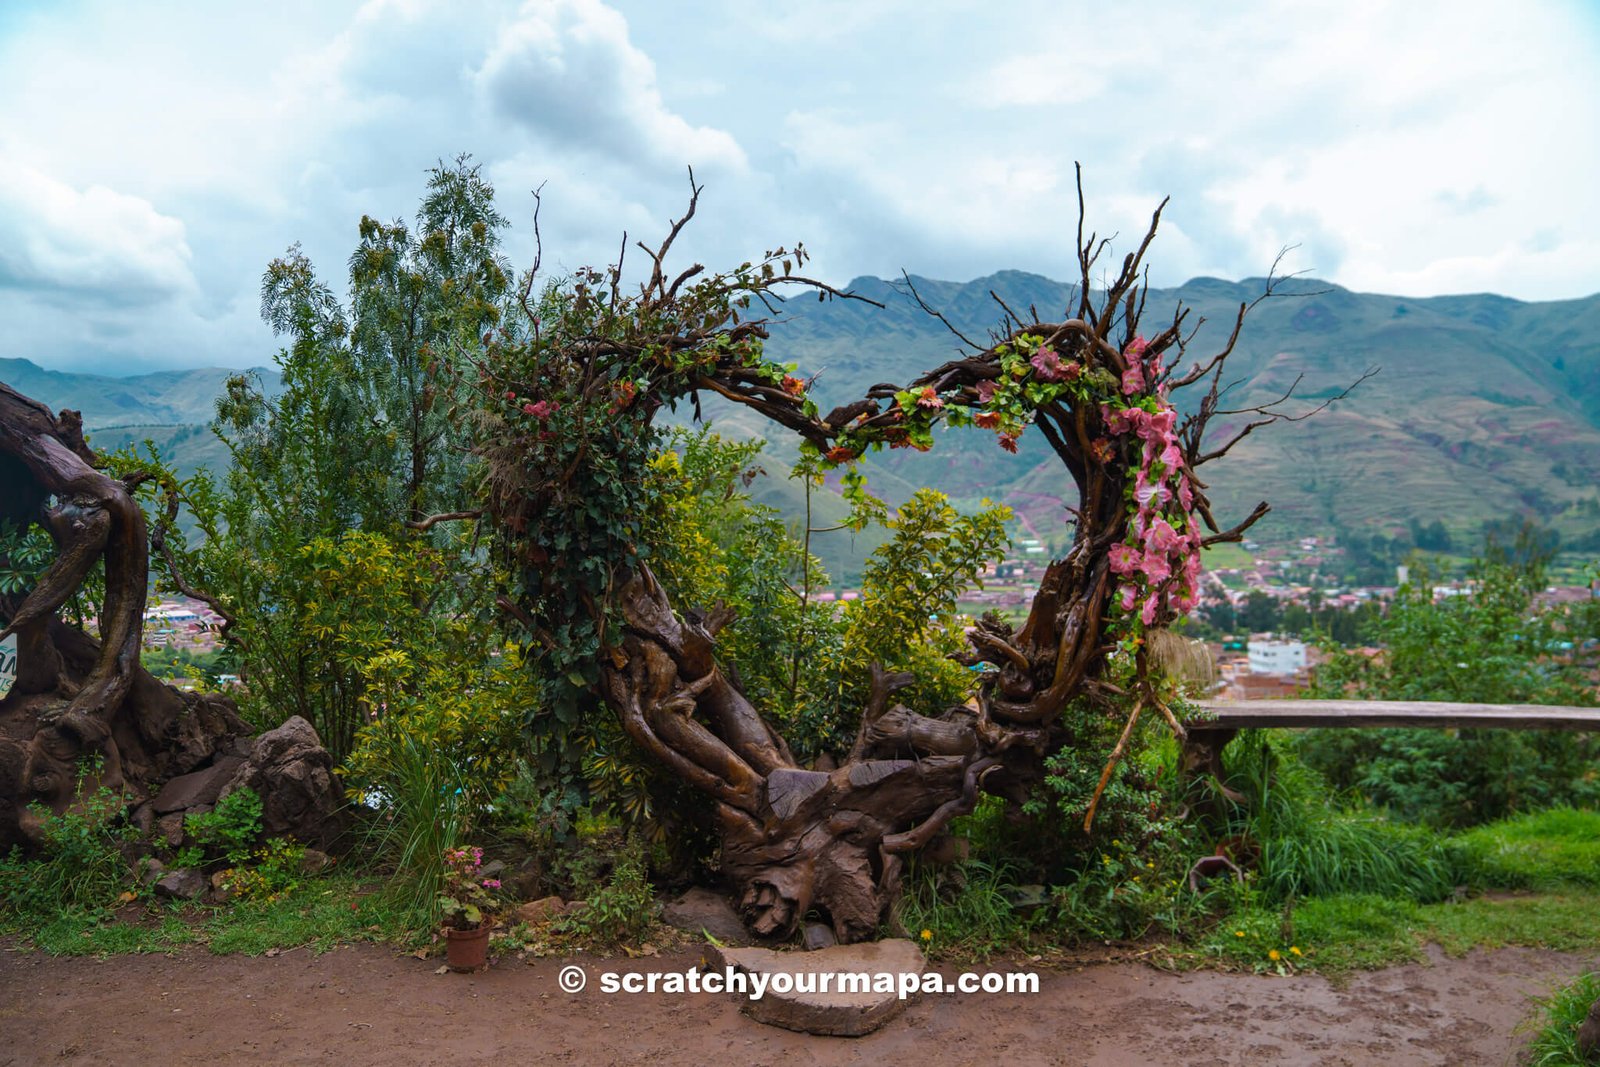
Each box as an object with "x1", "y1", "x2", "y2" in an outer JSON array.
[
  {"x1": 0, "y1": 0, "x2": 1597, "y2": 374},
  {"x1": 0, "y1": 156, "x2": 197, "y2": 305},
  {"x1": 474, "y1": 0, "x2": 746, "y2": 172}
]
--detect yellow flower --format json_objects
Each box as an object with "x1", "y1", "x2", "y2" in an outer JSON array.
[
  {"x1": 1290, "y1": 946, "x2": 1302, "y2": 957},
  {"x1": 920, "y1": 929, "x2": 933, "y2": 941},
  {"x1": 1268, "y1": 949, "x2": 1281, "y2": 961},
  {"x1": 1234, "y1": 930, "x2": 1245, "y2": 937}
]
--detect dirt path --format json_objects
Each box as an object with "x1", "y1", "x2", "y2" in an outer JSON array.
[{"x1": 2, "y1": 941, "x2": 1590, "y2": 1065}]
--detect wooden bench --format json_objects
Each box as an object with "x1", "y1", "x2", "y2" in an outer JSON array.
[{"x1": 1179, "y1": 699, "x2": 1600, "y2": 803}]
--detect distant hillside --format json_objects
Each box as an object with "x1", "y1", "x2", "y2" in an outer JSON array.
[
  {"x1": 0, "y1": 358, "x2": 280, "y2": 431},
  {"x1": 6, "y1": 274, "x2": 1598, "y2": 578},
  {"x1": 739, "y1": 273, "x2": 1600, "y2": 551}
]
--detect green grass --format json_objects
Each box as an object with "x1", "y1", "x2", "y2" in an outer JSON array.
[
  {"x1": 1449, "y1": 809, "x2": 1600, "y2": 891},
  {"x1": 203, "y1": 880, "x2": 413, "y2": 955},
  {"x1": 897, "y1": 858, "x2": 1034, "y2": 961},
  {"x1": 1201, "y1": 542, "x2": 1255, "y2": 571},
  {"x1": 1198, "y1": 893, "x2": 1426, "y2": 974},
  {"x1": 1195, "y1": 889, "x2": 1600, "y2": 976},
  {"x1": 1522, "y1": 970, "x2": 1600, "y2": 1067},
  {"x1": 30, "y1": 908, "x2": 198, "y2": 956},
  {"x1": 5, "y1": 873, "x2": 423, "y2": 958},
  {"x1": 1425, "y1": 894, "x2": 1600, "y2": 957},
  {"x1": 1222, "y1": 732, "x2": 1457, "y2": 903}
]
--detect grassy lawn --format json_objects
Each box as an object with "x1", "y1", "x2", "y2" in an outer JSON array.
[
  {"x1": 1202, "y1": 542, "x2": 1255, "y2": 571},
  {"x1": 7, "y1": 873, "x2": 419, "y2": 958}
]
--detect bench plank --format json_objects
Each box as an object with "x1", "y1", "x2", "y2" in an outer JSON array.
[{"x1": 1191, "y1": 699, "x2": 1600, "y2": 732}]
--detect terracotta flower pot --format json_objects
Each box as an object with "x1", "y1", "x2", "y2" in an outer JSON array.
[{"x1": 444, "y1": 924, "x2": 491, "y2": 972}]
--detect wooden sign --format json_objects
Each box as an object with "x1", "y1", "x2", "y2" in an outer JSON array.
[{"x1": 0, "y1": 632, "x2": 15, "y2": 700}]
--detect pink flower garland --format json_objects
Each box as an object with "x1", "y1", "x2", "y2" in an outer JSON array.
[{"x1": 1102, "y1": 336, "x2": 1202, "y2": 627}]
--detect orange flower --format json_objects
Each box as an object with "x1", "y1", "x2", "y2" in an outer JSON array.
[
  {"x1": 974, "y1": 411, "x2": 1001, "y2": 429},
  {"x1": 825, "y1": 446, "x2": 856, "y2": 464}
]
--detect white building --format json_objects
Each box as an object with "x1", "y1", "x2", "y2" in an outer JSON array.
[{"x1": 1247, "y1": 637, "x2": 1307, "y2": 676}]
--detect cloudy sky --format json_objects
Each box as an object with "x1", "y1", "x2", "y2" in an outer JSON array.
[{"x1": 2, "y1": 0, "x2": 1597, "y2": 374}]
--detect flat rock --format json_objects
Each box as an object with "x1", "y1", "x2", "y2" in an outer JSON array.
[
  {"x1": 707, "y1": 939, "x2": 925, "y2": 1036},
  {"x1": 298, "y1": 848, "x2": 334, "y2": 875},
  {"x1": 154, "y1": 868, "x2": 207, "y2": 901},
  {"x1": 514, "y1": 895, "x2": 565, "y2": 925},
  {"x1": 802, "y1": 922, "x2": 837, "y2": 951},
  {"x1": 661, "y1": 887, "x2": 748, "y2": 946},
  {"x1": 150, "y1": 757, "x2": 245, "y2": 814}
]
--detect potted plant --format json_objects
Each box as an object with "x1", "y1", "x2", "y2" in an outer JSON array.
[{"x1": 439, "y1": 845, "x2": 500, "y2": 972}]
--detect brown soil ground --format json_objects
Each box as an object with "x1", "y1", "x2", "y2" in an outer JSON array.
[{"x1": 2, "y1": 941, "x2": 1591, "y2": 1066}]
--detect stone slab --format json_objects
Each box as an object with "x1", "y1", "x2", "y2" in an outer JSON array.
[
  {"x1": 707, "y1": 939, "x2": 925, "y2": 1036},
  {"x1": 661, "y1": 887, "x2": 748, "y2": 946},
  {"x1": 151, "y1": 756, "x2": 244, "y2": 814}
]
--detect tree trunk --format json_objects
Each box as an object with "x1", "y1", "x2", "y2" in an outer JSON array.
[
  {"x1": 599, "y1": 566, "x2": 1005, "y2": 942},
  {"x1": 0, "y1": 384, "x2": 251, "y2": 852}
]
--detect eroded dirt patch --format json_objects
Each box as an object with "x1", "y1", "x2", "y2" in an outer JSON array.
[{"x1": 1, "y1": 942, "x2": 1591, "y2": 1065}]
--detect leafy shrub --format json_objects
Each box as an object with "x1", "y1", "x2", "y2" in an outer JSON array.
[
  {"x1": 1305, "y1": 557, "x2": 1600, "y2": 827},
  {"x1": 0, "y1": 776, "x2": 135, "y2": 920},
  {"x1": 555, "y1": 835, "x2": 654, "y2": 946},
  {"x1": 217, "y1": 838, "x2": 307, "y2": 903},
  {"x1": 826, "y1": 489, "x2": 1010, "y2": 730},
  {"x1": 1296, "y1": 727, "x2": 1600, "y2": 829},
  {"x1": 186, "y1": 787, "x2": 264, "y2": 865}
]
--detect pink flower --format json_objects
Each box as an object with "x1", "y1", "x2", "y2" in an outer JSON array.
[
  {"x1": 975, "y1": 380, "x2": 998, "y2": 404},
  {"x1": 482, "y1": 879, "x2": 501, "y2": 889},
  {"x1": 1160, "y1": 441, "x2": 1184, "y2": 471},
  {"x1": 525, "y1": 399, "x2": 559, "y2": 419},
  {"x1": 1029, "y1": 347, "x2": 1080, "y2": 382},
  {"x1": 1139, "y1": 549, "x2": 1172, "y2": 584},
  {"x1": 1124, "y1": 335, "x2": 1148, "y2": 363},
  {"x1": 1141, "y1": 593, "x2": 1162, "y2": 626},
  {"x1": 1177, "y1": 476, "x2": 1194, "y2": 511},
  {"x1": 1108, "y1": 543, "x2": 1141, "y2": 575},
  {"x1": 915, "y1": 386, "x2": 944, "y2": 410},
  {"x1": 1121, "y1": 364, "x2": 1146, "y2": 396},
  {"x1": 1134, "y1": 471, "x2": 1171, "y2": 510},
  {"x1": 1137, "y1": 408, "x2": 1177, "y2": 444},
  {"x1": 1144, "y1": 517, "x2": 1181, "y2": 554},
  {"x1": 1120, "y1": 585, "x2": 1139, "y2": 611},
  {"x1": 1102, "y1": 405, "x2": 1133, "y2": 436}
]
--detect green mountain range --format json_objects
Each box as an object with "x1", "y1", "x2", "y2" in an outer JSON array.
[
  {"x1": 4, "y1": 273, "x2": 1597, "y2": 581},
  {"x1": 748, "y1": 272, "x2": 1600, "y2": 559}
]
